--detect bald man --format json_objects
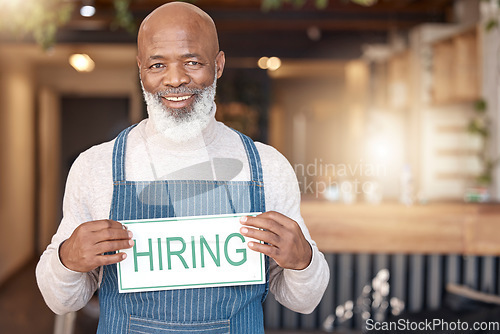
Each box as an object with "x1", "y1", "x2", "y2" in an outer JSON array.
[{"x1": 36, "y1": 2, "x2": 329, "y2": 332}]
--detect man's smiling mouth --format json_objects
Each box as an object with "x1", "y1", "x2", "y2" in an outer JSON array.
[{"x1": 163, "y1": 95, "x2": 193, "y2": 102}]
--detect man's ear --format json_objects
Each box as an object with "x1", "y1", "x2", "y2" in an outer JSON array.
[
  {"x1": 136, "y1": 55, "x2": 142, "y2": 75},
  {"x1": 215, "y1": 51, "x2": 225, "y2": 79}
]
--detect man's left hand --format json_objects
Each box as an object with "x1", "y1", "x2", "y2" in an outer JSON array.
[{"x1": 240, "y1": 211, "x2": 312, "y2": 270}]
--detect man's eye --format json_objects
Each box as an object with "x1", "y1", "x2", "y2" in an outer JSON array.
[
  {"x1": 186, "y1": 61, "x2": 200, "y2": 66},
  {"x1": 150, "y1": 63, "x2": 164, "y2": 69}
]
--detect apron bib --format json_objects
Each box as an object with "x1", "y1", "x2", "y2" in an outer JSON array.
[{"x1": 97, "y1": 124, "x2": 269, "y2": 333}]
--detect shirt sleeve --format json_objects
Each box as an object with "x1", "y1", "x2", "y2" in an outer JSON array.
[
  {"x1": 257, "y1": 143, "x2": 330, "y2": 314},
  {"x1": 35, "y1": 152, "x2": 100, "y2": 315}
]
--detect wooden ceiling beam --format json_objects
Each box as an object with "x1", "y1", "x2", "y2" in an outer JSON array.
[
  {"x1": 94, "y1": 0, "x2": 454, "y2": 15},
  {"x1": 215, "y1": 19, "x2": 421, "y2": 32}
]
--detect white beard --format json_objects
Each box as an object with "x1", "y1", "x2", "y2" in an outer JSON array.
[{"x1": 141, "y1": 75, "x2": 217, "y2": 143}]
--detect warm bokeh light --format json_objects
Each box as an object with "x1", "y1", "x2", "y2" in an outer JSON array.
[
  {"x1": 257, "y1": 56, "x2": 269, "y2": 69},
  {"x1": 257, "y1": 56, "x2": 281, "y2": 71},
  {"x1": 267, "y1": 57, "x2": 282, "y2": 71},
  {"x1": 69, "y1": 54, "x2": 95, "y2": 72},
  {"x1": 368, "y1": 138, "x2": 391, "y2": 161}
]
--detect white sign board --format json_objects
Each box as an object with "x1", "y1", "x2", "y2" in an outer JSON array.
[{"x1": 117, "y1": 213, "x2": 264, "y2": 293}]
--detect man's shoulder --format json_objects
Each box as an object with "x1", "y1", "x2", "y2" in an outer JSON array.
[
  {"x1": 254, "y1": 141, "x2": 295, "y2": 173},
  {"x1": 213, "y1": 122, "x2": 292, "y2": 170},
  {"x1": 218, "y1": 123, "x2": 291, "y2": 168},
  {"x1": 72, "y1": 125, "x2": 130, "y2": 170},
  {"x1": 254, "y1": 141, "x2": 286, "y2": 161},
  {"x1": 78, "y1": 122, "x2": 141, "y2": 161},
  {"x1": 79, "y1": 137, "x2": 116, "y2": 161}
]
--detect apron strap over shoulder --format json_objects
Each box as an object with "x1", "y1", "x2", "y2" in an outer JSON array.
[
  {"x1": 112, "y1": 124, "x2": 138, "y2": 182},
  {"x1": 231, "y1": 129, "x2": 266, "y2": 214},
  {"x1": 231, "y1": 129, "x2": 264, "y2": 185}
]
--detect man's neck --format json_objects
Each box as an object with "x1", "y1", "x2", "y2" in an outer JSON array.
[{"x1": 143, "y1": 115, "x2": 219, "y2": 152}]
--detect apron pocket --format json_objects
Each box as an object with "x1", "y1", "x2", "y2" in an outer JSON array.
[{"x1": 128, "y1": 316, "x2": 230, "y2": 334}]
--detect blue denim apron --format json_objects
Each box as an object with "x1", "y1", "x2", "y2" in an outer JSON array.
[{"x1": 97, "y1": 124, "x2": 269, "y2": 333}]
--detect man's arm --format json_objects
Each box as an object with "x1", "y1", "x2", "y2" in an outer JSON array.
[
  {"x1": 245, "y1": 143, "x2": 330, "y2": 314},
  {"x1": 36, "y1": 151, "x2": 133, "y2": 314},
  {"x1": 35, "y1": 239, "x2": 100, "y2": 315},
  {"x1": 240, "y1": 211, "x2": 329, "y2": 314},
  {"x1": 36, "y1": 219, "x2": 133, "y2": 315}
]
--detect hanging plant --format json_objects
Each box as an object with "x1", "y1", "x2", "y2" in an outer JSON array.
[
  {"x1": 112, "y1": 0, "x2": 137, "y2": 34},
  {"x1": 0, "y1": 0, "x2": 74, "y2": 50},
  {"x1": 467, "y1": 99, "x2": 499, "y2": 186},
  {"x1": 481, "y1": 0, "x2": 500, "y2": 32}
]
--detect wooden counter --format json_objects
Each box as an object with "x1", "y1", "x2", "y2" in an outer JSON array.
[{"x1": 301, "y1": 201, "x2": 500, "y2": 255}]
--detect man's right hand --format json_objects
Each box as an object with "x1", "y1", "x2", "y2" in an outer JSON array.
[{"x1": 59, "y1": 219, "x2": 134, "y2": 272}]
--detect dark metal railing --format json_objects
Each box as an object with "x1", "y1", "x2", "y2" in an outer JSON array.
[{"x1": 263, "y1": 253, "x2": 500, "y2": 331}]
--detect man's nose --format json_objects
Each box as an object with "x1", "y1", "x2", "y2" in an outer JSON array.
[{"x1": 162, "y1": 64, "x2": 190, "y2": 87}]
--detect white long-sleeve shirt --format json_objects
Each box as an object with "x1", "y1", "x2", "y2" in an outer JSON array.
[{"x1": 36, "y1": 116, "x2": 329, "y2": 315}]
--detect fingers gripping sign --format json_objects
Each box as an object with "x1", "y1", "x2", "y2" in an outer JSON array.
[
  {"x1": 239, "y1": 211, "x2": 312, "y2": 270},
  {"x1": 59, "y1": 219, "x2": 135, "y2": 272}
]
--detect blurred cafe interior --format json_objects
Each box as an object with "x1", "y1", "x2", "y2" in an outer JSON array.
[{"x1": 1, "y1": 0, "x2": 500, "y2": 333}]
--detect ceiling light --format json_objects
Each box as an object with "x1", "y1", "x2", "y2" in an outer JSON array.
[
  {"x1": 257, "y1": 56, "x2": 281, "y2": 71},
  {"x1": 80, "y1": 5, "x2": 96, "y2": 17},
  {"x1": 267, "y1": 57, "x2": 281, "y2": 71},
  {"x1": 69, "y1": 54, "x2": 95, "y2": 72},
  {"x1": 258, "y1": 57, "x2": 269, "y2": 69}
]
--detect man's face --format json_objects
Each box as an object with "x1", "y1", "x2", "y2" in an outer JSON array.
[
  {"x1": 140, "y1": 72, "x2": 217, "y2": 143},
  {"x1": 137, "y1": 19, "x2": 225, "y2": 116}
]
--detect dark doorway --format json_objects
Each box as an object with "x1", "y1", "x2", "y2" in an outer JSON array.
[{"x1": 59, "y1": 96, "x2": 131, "y2": 220}]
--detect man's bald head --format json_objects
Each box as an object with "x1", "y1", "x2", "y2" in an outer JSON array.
[
  {"x1": 136, "y1": 1, "x2": 226, "y2": 141},
  {"x1": 137, "y1": 2, "x2": 220, "y2": 59}
]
